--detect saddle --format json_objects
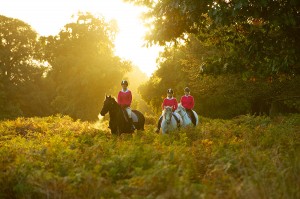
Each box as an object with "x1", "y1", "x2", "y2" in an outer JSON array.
[
  {"x1": 121, "y1": 108, "x2": 138, "y2": 123},
  {"x1": 186, "y1": 109, "x2": 196, "y2": 126},
  {"x1": 121, "y1": 108, "x2": 129, "y2": 122}
]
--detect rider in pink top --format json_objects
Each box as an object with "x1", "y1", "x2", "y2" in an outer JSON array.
[
  {"x1": 155, "y1": 88, "x2": 180, "y2": 133},
  {"x1": 180, "y1": 92, "x2": 194, "y2": 110},
  {"x1": 117, "y1": 88, "x2": 132, "y2": 108},
  {"x1": 180, "y1": 87, "x2": 196, "y2": 126},
  {"x1": 161, "y1": 95, "x2": 178, "y2": 111},
  {"x1": 117, "y1": 80, "x2": 135, "y2": 130}
]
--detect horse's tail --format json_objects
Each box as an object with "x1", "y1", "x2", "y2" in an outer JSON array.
[{"x1": 132, "y1": 110, "x2": 145, "y2": 130}]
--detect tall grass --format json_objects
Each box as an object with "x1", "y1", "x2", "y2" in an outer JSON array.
[{"x1": 0, "y1": 114, "x2": 299, "y2": 198}]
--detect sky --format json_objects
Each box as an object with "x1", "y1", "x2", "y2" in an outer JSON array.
[{"x1": 0, "y1": 0, "x2": 162, "y2": 76}]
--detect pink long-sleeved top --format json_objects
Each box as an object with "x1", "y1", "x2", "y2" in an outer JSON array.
[
  {"x1": 180, "y1": 95, "x2": 194, "y2": 110},
  {"x1": 162, "y1": 97, "x2": 178, "y2": 111},
  {"x1": 117, "y1": 90, "x2": 132, "y2": 108}
]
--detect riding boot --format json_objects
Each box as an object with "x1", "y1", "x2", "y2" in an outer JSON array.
[
  {"x1": 173, "y1": 113, "x2": 181, "y2": 128},
  {"x1": 155, "y1": 116, "x2": 162, "y2": 133},
  {"x1": 188, "y1": 109, "x2": 196, "y2": 126},
  {"x1": 129, "y1": 118, "x2": 135, "y2": 131},
  {"x1": 191, "y1": 114, "x2": 196, "y2": 126},
  {"x1": 176, "y1": 117, "x2": 181, "y2": 128}
]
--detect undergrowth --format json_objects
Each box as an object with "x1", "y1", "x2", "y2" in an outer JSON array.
[{"x1": 0, "y1": 114, "x2": 299, "y2": 199}]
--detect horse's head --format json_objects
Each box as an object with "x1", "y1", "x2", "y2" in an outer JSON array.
[
  {"x1": 100, "y1": 95, "x2": 116, "y2": 116},
  {"x1": 176, "y1": 103, "x2": 186, "y2": 115},
  {"x1": 163, "y1": 106, "x2": 173, "y2": 124}
]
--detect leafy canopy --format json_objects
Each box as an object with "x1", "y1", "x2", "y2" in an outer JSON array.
[
  {"x1": 42, "y1": 13, "x2": 132, "y2": 121},
  {"x1": 0, "y1": 15, "x2": 47, "y2": 119}
]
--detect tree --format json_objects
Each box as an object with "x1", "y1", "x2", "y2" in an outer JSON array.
[
  {"x1": 139, "y1": 34, "x2": 300, "y2": 117},
  {"x1": 126, "y1": 0, "x2": 299, "y2": 77},
  {"x1": 42, "y1": 13, "x2": 131, "y2": 121},
  {"x1": 0, "y1": 15, "x2": 48, "y2": 119},
  {"x1": 127, "y1": 0, "x2": 300, "y2": 117},
  {"x1": 138, "y1": 44, "x2": 191, "y2": 113}
]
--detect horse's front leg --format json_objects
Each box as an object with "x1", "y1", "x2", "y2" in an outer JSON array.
[
  {"x1": 109, "y1": 121, "x2": 118, "y2": 135},
  {"x1": 161, "y1": 123, "x2": 168, "y2": 134},
  {"x1": 109, "y1": 120, "x2": 113, "y2": 129},
  {"x1": 110, "y1": 125, "x2": 118, "y2": 135}
]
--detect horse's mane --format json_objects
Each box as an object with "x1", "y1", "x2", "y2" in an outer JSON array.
[
  {"x1": 106, "y1": 95, "x2": 118, "y2": 104},
  {"x1": 177, "y1": 103, "x2": 186, "y2": 112},
  {"x1": 102, "y1": 94, "x2": 145, "y2": 134},
  {"x1": 163, "y1": 106, "x2": 172, "y2": 113},
  {"x1": 104, "y1": 96, "x2": 120, "y2": 116},
  {"x1": 110, "y1": 97, "x2": 117, "y2": 104}
]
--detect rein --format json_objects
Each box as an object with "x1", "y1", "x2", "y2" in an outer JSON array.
[
  {"x1": 179, "y1": 107, "x2": 191, "y2": 121},
  {"x1": 102, "y1": 95, "x2": 145, "y2": 134},
  {"x1": 182, "y1": 110, "x2": 188, "y2": 118},
  {"x1": 163, "y1": 109, "x2": 172, "y2": 123}
]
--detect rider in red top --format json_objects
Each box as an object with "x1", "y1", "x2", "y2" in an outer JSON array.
[
  {"x1": 180, "y1": 87, "x2": 196, "y2": 126},
  {"x1": 161, "y1": 95, "x2": 178, "y2": 111},
  {"x1": 117, "y1": 88, "x2": 132, "y2": 108},
  {"x1": 180, "y1": 92, "x2": 194, "y2": 110},
  {"x1": 117, "y1": 80, "x2": 135, "y2": 130},
  {"x1": 155, "y1": 88, "x2": 180, "y2": 133}
]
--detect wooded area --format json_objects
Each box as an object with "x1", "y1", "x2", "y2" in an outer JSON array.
[
  {"x1": 1, "y1": 0, "x2": 299, "y2": 120},
  {"x1": 134, "y1": 0, "x2": 300, "y2": 118},
  {"x1": 0, "y1": 1, "x2": 299, "y2": 198},
  {"x1": 0, "y1": 13, "x2": 133, "y2": 120}
]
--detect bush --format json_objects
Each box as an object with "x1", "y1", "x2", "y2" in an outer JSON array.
[{"x1": 0, "y1": 114, "x2": 299, "y2": 198}]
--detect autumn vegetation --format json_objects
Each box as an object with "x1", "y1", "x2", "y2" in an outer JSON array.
[
  {"x1": 0, "y1": 115, "x2": 299, "y2": 198},
  {"x1": 0, "y1": 0, "x2": 299, "y2": 198},
  {"x1": 134, "y1": 0, "x2": 300, "y2": 117}
]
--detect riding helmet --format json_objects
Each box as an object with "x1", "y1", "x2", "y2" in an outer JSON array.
[
  {"x1": 121, "y1": 80, "x2": 128, "y2": 86},
  {"x1": 184, "y1": 87, "x2": 190, "y2": 92},
  {"x1": 167, "y1": 88, "x2": 174, "y2": 94}
]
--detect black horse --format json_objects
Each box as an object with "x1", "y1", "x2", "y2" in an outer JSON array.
[{"x1": 100, "y1": 95, "x2": 145, "y2": 134}]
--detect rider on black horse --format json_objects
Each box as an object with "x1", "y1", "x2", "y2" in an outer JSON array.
[{"x1": 117, "y1": 80, "x2": 135, "y2": 131}]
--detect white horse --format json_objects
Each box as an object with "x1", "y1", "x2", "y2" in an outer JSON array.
[
  {"x1": 161, "y1": 106, "x2": 182, "y2": 134},
  {"x1": 175, "y1": 103, "x2": 199, "y2": 127}
]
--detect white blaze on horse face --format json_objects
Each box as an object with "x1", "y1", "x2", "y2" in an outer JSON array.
[
  {"x1": 98, "y1": 114, "x2": 104, "y2": 121},
  {"x1": 161, "y1": 106, "x2": 178, "y2": 134},
  {"x1": 164, "y1": 106, "x2": 173, "y2": 124}
]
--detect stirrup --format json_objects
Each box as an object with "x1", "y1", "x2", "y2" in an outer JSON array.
[{"x1": 131, "y1": 125, "x2": 136, "y2": 131}]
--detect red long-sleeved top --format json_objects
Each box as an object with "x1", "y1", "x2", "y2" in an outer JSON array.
[
  {"x1": 180, "y1": 95, "x2": 194, "y2": 110},
  {"x1": 117, "y1": 90, "x2": 132, "y2": 108},
  {"x1": 162, "y1": 97, "x2": 178, "y2": 111}
]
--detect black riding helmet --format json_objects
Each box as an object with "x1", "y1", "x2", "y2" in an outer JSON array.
[
  {"x1": 121, "y1": 80, "x2": 128, "y2": 86},
  {"x1": 167, "y1": 88, "x2": 174, "y2": 94},
  {"x1": 184, "y1": 87, "x2": 190, "y2": 92}
]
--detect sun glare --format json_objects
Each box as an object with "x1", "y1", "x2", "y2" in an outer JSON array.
[{"x1": 0, "y1": 0, "x2": 161, "y2": 76}]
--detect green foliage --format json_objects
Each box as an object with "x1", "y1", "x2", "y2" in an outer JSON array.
[
  {"x1": 130, "y1": 0, "x2": 299, "y2": 114},
  {"x1": 42, "y1": 13, "x2": 132, "y2": 121},
  {"x1": 130, "y1": 0, "x2": 300, "y2": 47},
  {"x1": 0, "y1": 13, "x2": 148, "y2": 121},
  {"x1": 0, "y1": 114, "x2": 299, "y2": 198},
  {"x1": 138, "y1": 32, "x2": 300, "y2": 117},
  {"x1": 0, "y1": 15, "x2": 50, "y2": 119}
]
